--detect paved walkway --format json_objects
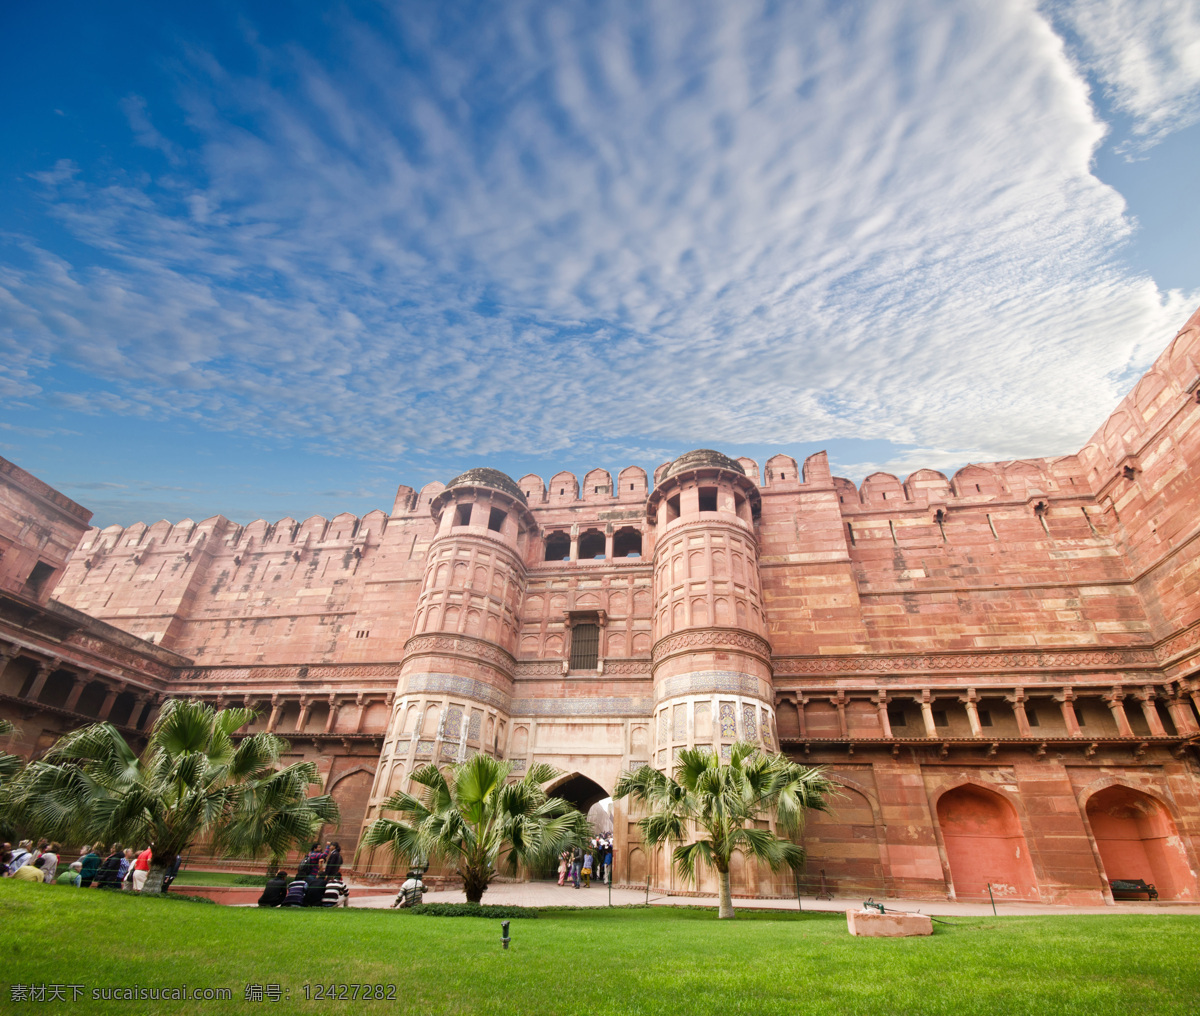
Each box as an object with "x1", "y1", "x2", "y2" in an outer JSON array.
[{"x1": 347, "y1": 880, "x2": 1200, "y2": 916}]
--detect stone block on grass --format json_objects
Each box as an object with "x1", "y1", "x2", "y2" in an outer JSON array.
[{"x1": 846, "y1": 909, "x2": 933, "y2": 937}]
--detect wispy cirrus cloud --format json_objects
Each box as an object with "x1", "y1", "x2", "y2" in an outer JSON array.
[
  {"x1": 1048, "y1": 0, "x2": 1200, "y2": 149},
  {"x1": 0, "y1": 0, "x2": 1196, "y2": 504}
]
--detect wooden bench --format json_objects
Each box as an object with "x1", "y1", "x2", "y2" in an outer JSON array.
[{"x1": 1110, "y1": 878, "x2": 1158, "y2": 901}]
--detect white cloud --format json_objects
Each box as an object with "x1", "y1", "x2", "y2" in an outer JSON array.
[
  {"x1": 1050, "y1": 0, "x2": 1200, "y2": 148},
  {"x1": 1, "y1": 0, "x2": 1197, "y2": 480}
]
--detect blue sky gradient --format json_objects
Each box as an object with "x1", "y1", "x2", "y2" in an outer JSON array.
[{"x1": 2, "y1": 1, "x2": 1198, "y2": 527}]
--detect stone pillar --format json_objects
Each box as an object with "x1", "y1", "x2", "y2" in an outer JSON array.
[
  {"x1": 1166, "y1": 691, "x2": 1199, "y2": 735},
  {"x1": 1008, "y1": 689, "x2": 1032, "y2": 737},
  {"x1": 0, "y1": 647, "x2": 18, "y2": 686},
  {"x1": 874, "y1": 692, "x2": 892, "y2": 739},
  {"x1": 354, "y1": 693, "x2": 368, "y2": 734},
  {"x1": 295, "y1": 697, "x2": 312, "y2": 733},
  {"x1": 918, "y1": 691, "x2": 937, "y2": 738},
  {"x1": 962, "y1": 690, "x2": 982, "y2": 737},
  {"x1": 324, "y1": 696, "x2": 340, "y2": 734},
  {"x1": 62, "y1": 675, "x2": 86, "y2": 713},
  {"x1": 142, "y1": 696, "x2": 164, "y2": 729},
  {"x1": 569, "y1": 523, "x2": 579, "y2": 563},
  {"x1": 267, "y1": 696, "x2": 285, "y2": 733},
  {"x1": 24, "y1": 660, "x2": 56, "y2": 703},
  {"x1": 97, "y1": 687, "x2": 119, "y2": 721},
  {"x1": 1057, "y1": 689, "x2": 1082, "y2": 737},
  {"x1": 1137, "y1": 688, "x2": 1167, "y2": 736},
  {"x1": 130, "y1": 695, "x2": 149, "y2": 729},
  {"x1": 1105, "y1": 689, "x2": 1134, "y2": 738},
  {"x1": 831, "y1": 691, "x2": 848, "y2": 738}
]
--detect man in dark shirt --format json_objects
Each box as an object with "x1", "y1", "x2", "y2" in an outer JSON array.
[
  {"x1": 324, "y1": 842, "x2": 343, "y2": 879},
  {"x1": 302, "y1": 872, "x2": 327, "y2": 907},
  {"x1": 93, "y1": 845, "x2": 125, "y2": 889},
  {"x1": 78, "y1": 845, "x2": 102, "y2": 887},
  {"x1": 257, "y1": 870, "x2": 290, "y2": 907}
]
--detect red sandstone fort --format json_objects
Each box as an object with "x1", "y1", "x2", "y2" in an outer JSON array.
[{"x1": 3, "y1": 307, "x2": 1200, "y2": 904}]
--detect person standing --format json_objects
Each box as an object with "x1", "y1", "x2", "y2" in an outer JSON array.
[
  {"x1": 161, "y1": 853, "x2": 182, "y2": 892},
  {"x1": 78, "y1": 845, "x2": 102, "y2": 887},
  {"x1": 94, "y1": 845, "x2": 124, "y2": 889},
  {"x1": 557, "y1": 851, "x2": 569, "y2": 887},
  {"x1": 570, "y1": 846, "x2": 581, "y2": 889},
  {"x1": 118, "y1": 847, "x2": 134, "y2": 886},
  {"x1": 324, "y1": 842, "x2": 342, "y2": 879},
  {"x1": 604, "y1": 841, "x2": 614, "y2": 884},
  {"x1": 581, "y1": 850, "x2": 592, "y2": 888},
  {"x1": 130, "y1": 844, "x2": 153, "y2": 892}
]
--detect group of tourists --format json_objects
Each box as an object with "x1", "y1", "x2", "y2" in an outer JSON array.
[
  {"x1": 257, "y1": 841, "x2": 349, "y2": 908},
  {"x1": 2, "y1": 840, "x2": 180, "y2": 891},
  {"x1": 557, "y1": 836, "x2": 614, "y2": 888}
]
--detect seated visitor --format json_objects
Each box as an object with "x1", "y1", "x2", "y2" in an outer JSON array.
[
  {"x1": 281, "y1": 873, "x2": 308, "y2": 907},
  {"x1": 56, "y1": 861, "x2": 83, "y2": 886},
  {"x1": 391, "y1": 870, "x2": 427, "y2": 908},
  {"x1": 322, "y1": 876, "x2": 350, "y2": 908},
  {"x1": 302, "y1": 872, "x2": 327, "y2": 907},
  {"x1": 257, "y1": 870, "x2": 290, "y2": 907},
  {"x1": 12, "y1": 857, "x2": 46, "y2": 882}
]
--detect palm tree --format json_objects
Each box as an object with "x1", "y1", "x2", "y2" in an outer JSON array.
[
  {"x1": 6, "y1": 698, "x2": 338, "y2": 893},
  {"x1": 614, "y1": 742, "x2": 837, "y2": 919},
  {"x1": 360, "y1": 753, "x2": 590, "y2": 903},
  {"x1": 0, "y1": 718, "x2": 24, "y2": 838}
]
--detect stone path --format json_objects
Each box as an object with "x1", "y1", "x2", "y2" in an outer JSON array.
[{"x1": 346, "y1": 880, "x2": 1200, "y2": 916}]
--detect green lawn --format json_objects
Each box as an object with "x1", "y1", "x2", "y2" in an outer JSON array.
[
  {"x1": 171, "y1": 870, "x2": 265, "y2": 886},
  {"x1": 2, "y1": 882, "x2": 1197, "y2": 1016}
]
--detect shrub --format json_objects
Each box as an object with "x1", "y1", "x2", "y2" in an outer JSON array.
[{"x1": 397, "y1": 903, "x2": 538, "y2": 918}]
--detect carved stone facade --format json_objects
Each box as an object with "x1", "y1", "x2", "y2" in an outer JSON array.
[{"x1": 4, "y1": 306, "x2": 1200, "y2": 900}]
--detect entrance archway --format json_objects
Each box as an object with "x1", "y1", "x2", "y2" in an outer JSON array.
[
  {"x1": 1086, "y1": 786, "x2": 1196, "y2": 900},
  {"x1": 937, "y1": 784, "x2": 1039, "y2": 901},
  {"x1": 547, "y1": 773, "x2": 610, "y2": 814}
]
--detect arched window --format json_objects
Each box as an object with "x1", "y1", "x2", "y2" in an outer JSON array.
[
  {"x1": 544, "y1": 532, "x2": 570, "y2": 562},
  {"x1": 613, "y1": 528, "x2": 642, "y2": 558},
  {"x1": 578, "y1": 530, "x2": 605, "y2": 559}
]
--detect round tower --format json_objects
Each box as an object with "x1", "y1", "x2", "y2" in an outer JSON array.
[
  {"x1": 362, "y1": 469, "x2": 534, "y2": 864},
  {"x1": 646, "y1": 450, "x2": 774, "y2": 767}
]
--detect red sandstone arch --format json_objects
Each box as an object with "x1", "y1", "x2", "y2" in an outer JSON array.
[
  {"x1": 1085, "y1": 785, "x2": 1196, "y2": 901},
  {"x1": 936, "y1": 784, "x2": 1039, "y2": 901}
]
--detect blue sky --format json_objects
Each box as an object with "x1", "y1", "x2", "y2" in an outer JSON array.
[{"x1": 1, "y1": 1, "x2": 1198, "y2": 528}]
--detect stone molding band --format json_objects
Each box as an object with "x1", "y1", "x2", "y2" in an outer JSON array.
[
  {"x1": 771, "y1": 646, "x2": 1160, "y2": 678},
  {"x1": 654, "y1": 669, "x2": 769, "y2": 702},
  {"x1": 400, "y1": 672, "x2": 512, "y2": 712},
  {"x1": 651, "y1": 627, "x2": 773, "y2": 667},
  {"x1": 402, "y1": 633, "x2": 516, "y2": 676},
  {"x1": 508, "y1": 696, "x2": 654, "y2": 717}
]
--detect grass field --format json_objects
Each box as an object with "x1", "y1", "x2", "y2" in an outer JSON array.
[
  {"x1": 171, "y1": 870, "x2": 265, "y2": 886},
  {"x1": 2, "y1": 882, "x2": 1197, "y2": 1016}
]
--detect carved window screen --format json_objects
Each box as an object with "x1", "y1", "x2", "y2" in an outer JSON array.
[{"x1": 569, "y1": 622, "x2": 600, "y2": 671}]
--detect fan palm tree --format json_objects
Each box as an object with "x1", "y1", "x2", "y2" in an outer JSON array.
[
  {"x1": 0, "y1": 717, "x2": 24, "y2": 837},
  {"x1": 614, "y1": 742, "x2": 837, "y2": 919},
  {"x1": 360, "y1": 753, "x2": 590, "y2": 903},
  {"x1": 6, "y1": 698, "x2": 338, "y2": 893}
]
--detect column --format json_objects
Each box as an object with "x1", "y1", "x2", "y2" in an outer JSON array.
[
  {"x1": 354, "y1": 693, "x2": 368, "y2": 734},
  {"x1": 1008, "y1": 689, "x2": 1032, "y2": 737},
  {"x1": 1166, "y1": 692, "x2": 1199, "y2": 735},
  {"x1": 97, "y1": 687, "x2": 119, "y2": 721},
  {"x1": 324, "y1": 696, "x2": 340, "y2": 734},
  {"x1": 0, "y1": 647, "x2": 18, "y2": 686},
  {"x1": 62, "y1": 674, "x2": 86, "y2": 713},
  {"x1": 604, "y1": 525, "x2": 614, "y2": 561},
  {"x1": 874, "y1": 692, "x2": 892, "y2": 739},
  {"x1": 24, "y1": 660, "x2": 56, "y2": 702},
  {"x1": 142, "y1": 696, "x2": 164, "y2": 729},
  {"x1": 1105, "y1": 689, "x2": 1134, "y2": 738},
  {"x1": 831, "y1": 691, "x2": 848, "y2": 738},
  {"x1": 569, "y1": 524, "x2": 579, "y2": 563},
  {"x1": 962, "y1": 689, "x2": 982, "y2": 737},
  {"x1": 1057, "y1": 689, "x2": 1082, "y2": 737},
  {"x1": 294, "y1": 697, "x2": 312, "y2": 733},
  {"x1": 267, "y1": 696, "x2": 285, "y2": 733},
  {"x1": 918, "y1": 691, "x2": 937, "y2": 738},
  {"x1": 1137, "y1": 688, "x2": 1167, "y2": 736},
  {"x1": 130, "y1": 695, "x2": 149, "y2": 729}
]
